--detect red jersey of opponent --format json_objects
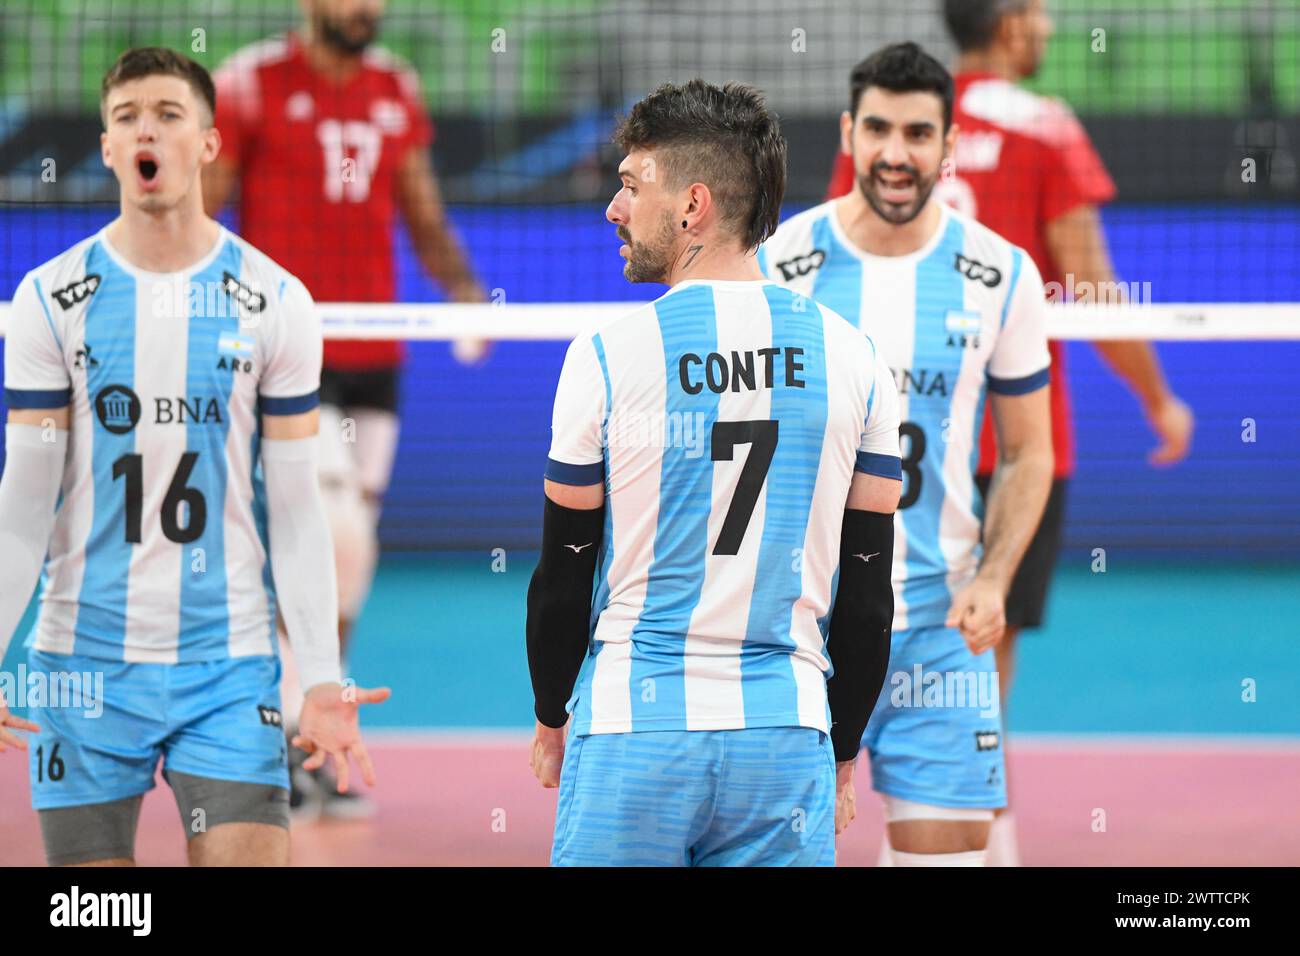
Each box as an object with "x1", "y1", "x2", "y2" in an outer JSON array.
[
  {"x1": 827, "y1": 71, "x2": 1116, "y2": 477},
  {"x1": 214, "y1": 33, "x2": 434, "y2": 370}
]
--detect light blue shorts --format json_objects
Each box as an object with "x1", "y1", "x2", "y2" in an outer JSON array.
[
  {"x1": 861, "y1": 624, "x2": 1007, "y2": 809},
  {"x1": 26, "y1": 649, "x2": 288, "y2": 810},
  {"x1": 552, "y1": 726, "x2": 836, "y2": 867}
]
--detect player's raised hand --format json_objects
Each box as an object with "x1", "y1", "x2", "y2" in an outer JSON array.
[
  {"x1": 834, "y1": 760, "x2": 857, "y2": 835},
  {"x1": 0, "y1": 702, "x2": 39, "y2": 754},
  {"x1": 1145, "y1": 394, "x2": 1194, "y2": 467},
  {"x1": 945, "y1": 577, "x2": 1007, "y2": 655},
  {"x1": 529, "y1": 720, "x2": 566, "y2": 788},
  {"x1": 293, "y1": 682, "x2": 391, "y2": 794}
]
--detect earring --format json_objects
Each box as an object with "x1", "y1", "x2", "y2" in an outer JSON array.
[{"x1": 682, "y1": 221, "x2": 688, "y2": 229}]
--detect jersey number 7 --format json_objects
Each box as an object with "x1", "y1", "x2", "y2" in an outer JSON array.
[{"x1": 709, "y1": 420, "x2": 778, "y2": 556}]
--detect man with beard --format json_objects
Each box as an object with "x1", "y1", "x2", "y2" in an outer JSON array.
[
  {"x1": 760, "y1": 42, "x2": 1054, "y2": 865},
  {"x1": 526, "y1": 80, "x2": 903, "y2": 866},
  {"x1": 202, "y1": 0, "x2": 486, "y2": 818},
  {"x1": 825, "y1": 1, "x2": 1193, "y2": 866}
]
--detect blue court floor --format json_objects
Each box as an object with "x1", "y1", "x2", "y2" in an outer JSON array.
[
  {"x1": 5, "y1": 557, "x2": 1298, "y2": 738},
  {"x1": 345, "y1": 556, "x2": 1300, "y2": 736}
]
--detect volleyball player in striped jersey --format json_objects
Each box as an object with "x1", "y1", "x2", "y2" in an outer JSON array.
[
  {"x1": 0, "y1": 49, "x2": 387, "y2": 866},
  {"x1": 526, "y1": 80, "x2": 903, "y2": 866},
  {"x1": 761, "y1": 43, "x2": 1055, "y2": 865}
]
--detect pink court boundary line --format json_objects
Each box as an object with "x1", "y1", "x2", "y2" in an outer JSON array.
[{"x1": 361, "y1": 728, "x2": 1300, "y2": 754}]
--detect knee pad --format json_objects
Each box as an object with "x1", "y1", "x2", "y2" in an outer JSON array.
[
  {"x1": 892, "y1": 849, "x2": 987, "y2": 866},
  {"x1": 880, "y1": 794, "x2": 995, "y2": 824},
  {"x1": 880, "y1": 795, "x2": 994, "y2": 867}
]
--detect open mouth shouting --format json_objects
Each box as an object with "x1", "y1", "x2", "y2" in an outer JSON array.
[
  {"x1": 873, "y1": 164, "x2": 917, "y2": 205},
  {"x1": 135, "y1": 150, "x2": 161, "y2": 191}
]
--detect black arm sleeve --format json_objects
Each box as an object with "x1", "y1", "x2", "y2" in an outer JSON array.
[
  {"x1": 526, "y1": 496, "x2": 605, "y2": 728},
  {"x1": 825, "y1": 509, "x2": 895, "y2": 762}
]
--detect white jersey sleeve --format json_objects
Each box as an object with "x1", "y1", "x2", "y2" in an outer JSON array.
[
  {"x1": 257, "y1": 275, "x2": 322, "y2": 414},
  {"x1": 856, "y1": 335, "x2": 902, "y2": 478},
  {"x1": 986, "y1": 250, "x2": 1051, "y2": 394},
  {"x1": 3, "y1": 274, "x2": 71, "y2": 408},
  {"x1": 545, "y1": 334, "x2": 607, "y2": 485}
]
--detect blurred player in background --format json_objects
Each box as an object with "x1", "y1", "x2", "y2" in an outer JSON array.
[
  {"x1": 0, "y1": 48, "x2": 387, "y2": 866},
  {"x1": 764, "y1": 42, "x2": 1054, "y2": 865},
  {"x1": 527, "y1": 80, "x2": 903, "y2": 866},
  {"x1": 825, "y1": 0, "x2": 1194, "y2": 864},
  {"x1": 202, "y1": 0, "x2": 487, "y2": 818}
]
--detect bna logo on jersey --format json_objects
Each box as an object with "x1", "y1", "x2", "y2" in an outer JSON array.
[
  {"x1": 94, "y1": 384, "x2": 141, "y2": 434},
  {"x1": 221, "y1": 271, "x2": 266, "y2": 314}
]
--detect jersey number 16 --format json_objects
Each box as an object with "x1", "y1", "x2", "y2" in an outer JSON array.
[{"x1": 112, "y1": 452, "x2": 208, "y2": 544}]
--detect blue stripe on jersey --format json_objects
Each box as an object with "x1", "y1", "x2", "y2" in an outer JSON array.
[
  {"x1": 260, "y1": 390, "x2": 319, "y2": 414},
  {"x1": 809, "y1": 213, "x2": 863, "y2": 324},
  {"x1": 74, "y1": 242, "x2": 136, "y2": 658},
  {"x1": 898, "y1": 212, "x2": 968, "y2": 619},
  {"x1": 250, "y1": 424, "x2": 277, "y2": 644},
  {"x1": 627, "y1": 285, "x2": 719, "y2": 729},
  {"x1": 571, "y1": 334, "x2": 615, "y2": 731},
  {"x1": 31, "y1": 277, "x2": 64, "y2": 350},
  {"x1": 998, "y1": 248, "x2": 1024, "y2": 329},
  {"x1": 545, "y1": 458, "x2": 603, "y2": 485},
  {"x1": 4, "y1": 387, "x2": 71, "y2": 408},
  {"x1": 856, "y1": 450, "x2": 903, "y2": 479},
  {"x1": 740, "y1": 285, "x2": 829, "y2": 724},
  {"x1": 178, "y1": 238, "x2": 243, "y2": 661}
]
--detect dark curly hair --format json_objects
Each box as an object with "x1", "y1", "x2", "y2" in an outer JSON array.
[{"x1": 614, "y1": 79, "x2": 787, "y2": 251}]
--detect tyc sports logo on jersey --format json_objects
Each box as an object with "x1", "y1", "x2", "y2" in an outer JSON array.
[
  {"x1": 51, "y1": 274, "x2": 101, "y2": 310},
  {"x1": 773, "y1": 249, "x2": 826, "y2": 282},
  {"x1": 94, "y1": 384, "x2": 142, "y2": 434},
  {"x1": 953, "y1": 253, "x2": 1002, "y2": 287},
  {"x1": 221, "y1": 271, "x2": 266, "y2": 314}
]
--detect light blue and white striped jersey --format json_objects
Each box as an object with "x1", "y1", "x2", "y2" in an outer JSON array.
[
  {"x1": 760, "y1": 200, "x2": 1051, "y2": 630},
  {"x1": 546, "y1": 279, "x2": 901, "y2": 736},
  {"x1": 4, "y1": 225, "x2": 321, "y2": 663}
]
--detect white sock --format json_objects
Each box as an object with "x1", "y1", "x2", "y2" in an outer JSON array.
[
  {"x1": 985, "y1": 811, "x2": 1022, "y2": 867},
  {"x1": 892, "y1": 849, "x2": 986, "y2": 867},
  {"x1": 876, "y1": 835, "x2": 894, "y2": 867}
]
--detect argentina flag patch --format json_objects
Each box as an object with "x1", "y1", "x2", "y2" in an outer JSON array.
[{"x1": 217, "y1": 330, "x2": 255, "y2": 359}]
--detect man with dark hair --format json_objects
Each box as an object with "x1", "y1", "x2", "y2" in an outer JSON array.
[
  {"x1": 202, "y1": 0, "x2": 486, "y2": 819},
  {"x1": 525, "y1": 79, "x2": 903, "y2": 866},
  {"x1": 0, "y1": 47, "x2": 388, "y2": 866},
  {"x1": 826, "y1": 1, "x2": 1193, "y2": 865},
  {"x1": 764, "y1": 41, "x2": 1055, "y2": 865}
]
